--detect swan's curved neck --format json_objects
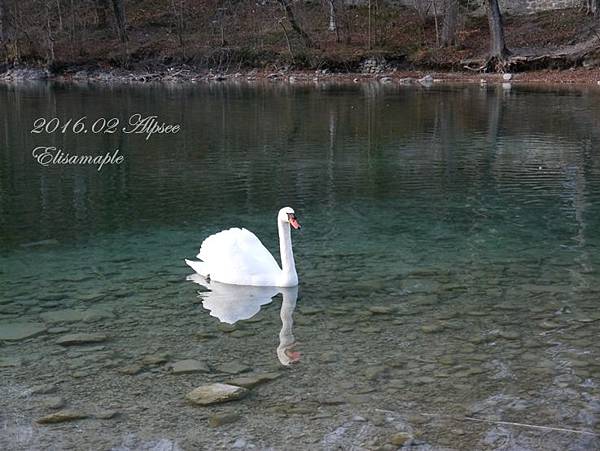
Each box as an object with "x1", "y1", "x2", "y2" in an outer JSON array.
[{"x1": 278, "y1": 220, "x2": 297, "y2": 286}]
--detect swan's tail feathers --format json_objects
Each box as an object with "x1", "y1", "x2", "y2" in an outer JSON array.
[{"x1": 185, "y1": 259, "x2": 210, "y2": 277}]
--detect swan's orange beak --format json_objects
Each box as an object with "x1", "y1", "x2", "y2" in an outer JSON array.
[{"x1": 288, "y1": 214, "x2": 301, "y2": 230}]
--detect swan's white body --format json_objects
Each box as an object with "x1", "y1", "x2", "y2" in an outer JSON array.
[{"x1": 185, "y1": 207, "x2": 299, "y2": 287}]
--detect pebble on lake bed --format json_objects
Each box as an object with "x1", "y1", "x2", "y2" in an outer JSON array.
[
  {"x1": 208, "y1": 413, "x2": 241, "y2": 427},
  {"x1": 94, "y1": 410, "x2": 119, "y2": 419},
  {"x1": 368, "y1": 306, "x2": 395, "y2": 314},
  {"x1": 226, "y1": 372, "x2": 281, "y2": 388},
  {"x1": 169, "y1": 359, "x2": 210, "y2": 374},
  {"x1": 41, "y1": 396, "x2": 66, "y2": 409},
  {"x1": 28, "y1": 383, "x2": 57, "y2": 395},
  {"x1": 141, "y1": 352, "x2": 170, "y2": 365},
  {"x1": 186, "y1": 383, "x2": 249, "y2": 406},
  {"x1": 56, "y1": 333, "x2": 108, "y2": 346},
  {"x1": 40, "y1": 308, "x2": 114, "y2": 323},
  {"x1": 0, "y1": 322, "x2": 47, "y2": 341},
  {"x1": 216, "y1": 362, "x2": 252, "y2": 375},
  {"x1": 36, "y1": 410, "x2": 88, "y2": 424},
  {"x1": 390, "y1": 432, "x2": 412, "y2": 446},
  {"x1": 0, "y1": 357, "x2": 23, "y2": 367},
  {"x1": 118, "y1": 364, "x2": 145, "y2": 375}
]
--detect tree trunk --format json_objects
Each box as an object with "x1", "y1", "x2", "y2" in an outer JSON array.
[
  {"x1": 111, "y1": 0, "x2": 127, "y2": 43},
  {"x1": 327, "y1": 0, "x2": 336, "y2": 32},
  {"x1": 441, "y1": 0, "x2": 458, "y2": 47},
  {"x1": 171, "y1": 0, "x2": 185, "y2": 54},
  {"x1": 368, "y1": 0, "x2": 371, "y2": 49},
  {"x1": 55, "y1": 0, "x2": 63, "y2": 31},
  {"x1": 45, "y1": 0, "x2": 55, "y2": 64},
  {"x1": 69, "y1": 0, "x2": 75, "y2": 44},
  {"x1": 486, "y1": 0, "x2": 509, "y2": 60},
  {"x1": 12, "y1": 0, "x2": 21, "y2": 60},
  {"x1": 0, "y1": 0, "x2": 6, "y2": 42},
  {"x1": 432, "y1": 0, "x2": 440, "y2": 47},
  {"x1": 277, "y1": 0, "x2": 314, "y2": 48},
  {"x1": 96, "y1": 0, "x2": 109, "y2": 28}
]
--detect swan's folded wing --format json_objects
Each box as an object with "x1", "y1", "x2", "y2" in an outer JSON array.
[{"x1": 197, "y1": 228, "x2": 282, "y2": 285}]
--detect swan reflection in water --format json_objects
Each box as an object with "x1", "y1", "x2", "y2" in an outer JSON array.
[{"x1": 187, "y1": 274, "x2": 301, "y2": 365}]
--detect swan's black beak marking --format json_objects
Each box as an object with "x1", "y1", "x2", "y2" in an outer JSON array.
[{"x1": 288, "y1": 213, "x2": 301, "y2": 230}]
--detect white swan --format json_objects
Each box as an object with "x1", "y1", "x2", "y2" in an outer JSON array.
[{"x1": 185, "y1": 207, "x2": 301, "y2": 287}]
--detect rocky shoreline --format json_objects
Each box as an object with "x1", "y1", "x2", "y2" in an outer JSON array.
[{"x1": 3, "y1": 65, "x2": 600, "y2": 87}]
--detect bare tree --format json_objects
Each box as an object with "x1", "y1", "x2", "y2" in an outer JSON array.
[
  {"x1": 171, "y1": 0, "x2": 185, "y2": 55},
  {"x1": 327, "y1": 0, "x2": 336, "y2": 32},
  {"x1": 216, "y1": 5, "x2": 227, "y2": 46},
  {"x1": 326, "y1": 0, "x2": 342, "y2": 42},
  {"x1": 55, "y1": 0, "x2": 63, "y2": 31},
  {"x1": 9, "y1": 0, "x2": 21, "y2": 61},
  {"x1": 486, "y1": 0, "x2": 509, "y2": 62},
  {"x1": 95, "y1": 0, "x2": 110, "y2": 28},
  {"x1": 277, "y1": 0, "x2": 314, "y2": 48},
  {"x1": 69, "y1": 0, "x2": 75, "y2": 44},
  {"x1": 45, "y1": 0, "x2": 54, "y2": 64},
  {"x1": 111, "y1": 0, "x2": 127, "y2": 43},
  {"x1": 0, "y1": 0, "x2": 8, "y2": 42},
  {"x1": 441, "y1": 0, "x2": 459, "y2": 47}
]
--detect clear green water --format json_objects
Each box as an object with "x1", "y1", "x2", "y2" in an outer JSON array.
[{"x1": 1, "y1": 81, "x2": 600, "y2": 450}]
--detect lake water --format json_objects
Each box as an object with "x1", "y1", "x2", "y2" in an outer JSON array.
[{"x1": 1, "y1": 81, "x2": 600, "y2": 450}]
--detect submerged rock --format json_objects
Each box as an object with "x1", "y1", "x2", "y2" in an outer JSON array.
[
  {"x1": 142, "y1": 352, "x2": 171, "y2": 365},
  {"x1": 539, "y1": 320, "x2": 561, "y2": 330},
  {"x1": 421, "y1": 323, "x2": 445, "y2": 333},
  {"x1": 368, "y1": 306, "x2": 395, "y2": 315},
  {"x1": 41, "y1": 309, "x2": 114, "y2": 323},
  {"x1": 20, "y1": 238, "x2": 59, "y2": 248},
  {"x1": 41, "y1": 396, "x2": 65, "y2": 410},
  {"x1": 0, "y1": 322, "x2": 47, "y2": 341},
  {"x1": 0, "y1": 357, "x2": 23, "y2": 367},
  {"x1": 232, "y1": 438, "x2": 248, "y2": 448},
  {"x1": 56, "y1": 333, "x2": 108, "y2": 346},
  {"x1": 47, "y1": 327, "x2": 71, "y2": 334},
  {"x1": 299, "y1": 307, "x2": 323, "y2": 315},
  {"x1": 36, "y1": 410, "x2": 88, "y2": 424},
  {"x1": 118, "y1": 364, "x2": 144, "y2": 375},
  {"x1": 29, "y1": 384, "x2": 57, "y2": 395},
  {"x1": 170, "y1": 359, "x2": 210, "y2": 374},
  {"x1": 186, "y1": 383, "x2": 249, "y2": 406},
  {"x1": 94, "y1": 409, "x2": 119, "y2": 419},
  {"x1": 208, "y1": 413, "x2": 241, "y2": 427},
  {"x1": 229, "y1": 330, "x2": 255, "y2": 338},
  {"x1": 499, "y1": 331, "x2": 520, "y2": 340},
  {"x1": 217, "y1": 323, "x2": 237, "y2": 333},
  {"x1": 226, "y1": 372, "x2": 281, "y2": 388},
  {"x1": 390, "y1": 432, "x2": 412, "y2": 446},
  {"x1": 438, "y1": 355, "x2": 456, "y2": 366},
  {"x1": 216, "y1": 362, "x2": 252, "y2": 375}
]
